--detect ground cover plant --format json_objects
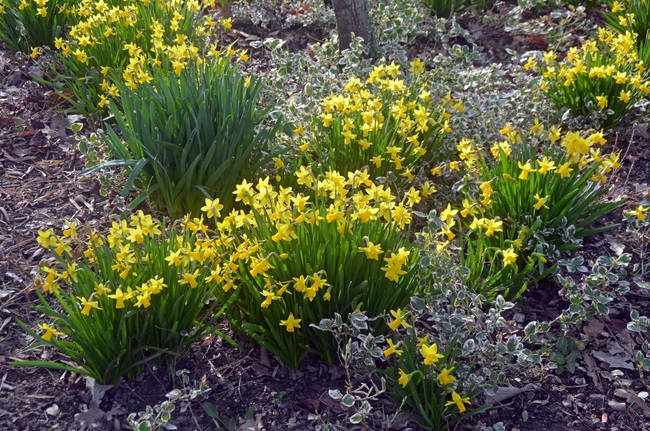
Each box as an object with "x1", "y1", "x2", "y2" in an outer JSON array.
[{"x1": 1, "y1": 0, "x2": 650, "y2": 430}]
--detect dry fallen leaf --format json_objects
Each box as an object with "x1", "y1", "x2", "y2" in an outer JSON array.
[
  {"x1": 591, "y1": 350, "x2": 635, "y2": 370},
  {"x1": 86, "y1": 376, "x2": 113, "y2": 406},
  {"x1": 582, "y1": 351, "x2": 603, "y2": 390},
  {"x1": 236, "y1": 413, "x2": 265, "y2": 431},
  {"x1": 74, "y1": 405, "x2": 106, "y2": 426},
  {"x1": 485, "y1": 383, "x2": 540, "y2": 403},
  {"x1": 607, "y1": 400, "x2": 627, "y2": 411},
  {"x1": 583, "y1": 320, "x2": 605, "y2": 338},
  {"x1": 614, "y1": 388, "x2": 650, "y2": 414},
  {"x1": 604, "y1": 234, "x2": 625, "y2": 255}
]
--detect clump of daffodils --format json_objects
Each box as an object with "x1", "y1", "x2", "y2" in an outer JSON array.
[
  {"x1": 53, "y1": 0, "x2": 239, "y2": 112},
  {"x1": 201, "y1": 167, "x2": 421, "y2": 368},
  {"x1": 23, "y1": 211, "x2": 225, "y2": 384},
  {"x1": 604, "y1": 0, "x2": 650, "y2": 49},
  {"x1": 533, "y1": 25, "x2": 650, "y2": 128},
  {"x1": 301, "y1": 61, "x2": 461, "y2": 185},
  {"x1": 0, "y1": 0, "x2": 77, "y2": 52},
  {"x1": 421, "y1": 124, "x2": 623, "y2": 300}
]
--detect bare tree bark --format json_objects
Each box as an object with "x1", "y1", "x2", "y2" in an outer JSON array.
[{"x1": 330, "y1": 0, "x2": 373, "y2": 52}]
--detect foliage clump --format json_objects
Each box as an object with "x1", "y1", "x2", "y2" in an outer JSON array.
[
  {"x1": 15, "y1": 213, "x2": 228, "y2": 385},
  {"x1": 536, "y1": 25, "x2": 650, "y2": 128},
  {"x1": 298, "y1": 62, "x2": 459, "y2": 187},
  {"x1": 200, "y1": 168, "x2": 421, "y2": 368},
  {"x1": 52, "y1": 0, "x2": 235, "y2": 113},
  {"x1": 421, "y1": 125, "x2": 623, "y2": 300},
  {"x1": 91, "y1": 59, "x2": 282, "y2": 220}
]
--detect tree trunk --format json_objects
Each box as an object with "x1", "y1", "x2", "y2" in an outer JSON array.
[{"x1": 330, "y1": 0, "x2": 373, "y2": 52}]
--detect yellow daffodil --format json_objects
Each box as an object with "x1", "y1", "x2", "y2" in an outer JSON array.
[
  {"x1": 359, "y1": 241, "x2": 383, "y2": 259},
  {"x1": 108, "y1": 288, "x2": 127, "y2": 309},
  {"x1": 388, "y1": 308, "x2": 411, "y2": 331},
  {"x1": 420, "y1": 343, "x2": 444, "y2": 365},
  {"x1": 78, "y1": 296, "x2": 101, "y2": 316},
  {"x1": 421, "y1": 181, "x2": 436, "y2": 197},
  {"x1": 37, "y1": 228, "x2": 59, "y2": 249},
  {"x1": 530, "y1": 118, "x2": 543, "y2": 134},
  {"x1": 533, "y1": 194, "x2": 549, "y2": 211},
  {"x1": 619, "y1": 90, "x2": 632, "y2": 104},
  {"x1": 537, "y1": 156, "x2": 556, "y2": 174},
  {"x1": 517, "y1": 161, "x2": 536, "y2": 180},
  {"x1": 409, "y1": 58, "x2": 425, "y2": 75},
  {"x1": 280, "y1": 313, "x2": 301, "y2": 333},
  {"x1": 501, "y1": 248, "x2": 518, "y2": 267},
  {"x1": 627, "y1": 205, "x2": 649, "y2": 221},
  {"x1": 383, "y1": 339, "x2": 403, "y2": 358},
  {"x1": 439, "y1": 204, "x2": 458, "y2": 224},
  {"x1": 179, "y1": 269, "x2": 200, "y2": 288},
  {"x1": 445, "y1": 391, "x2": 471, "y2": 413},
  {"x1": 484, "y1": 218, "x2": 503, "y2": 237},
  {"x1": 523, "y1": 57, "x2": 537, "y2": 70},
  {"x1": 165, "y1": 249, "x2": 183, "y2": 267},
  {"x1": 556, "y1": 162, "x2": 573, "y2": 179},
  {"x1": 201, "y1": 198, "x2": 223, "y2": 218},
  {"x1": 437, "y1": 367, "x2": 457, "y2": 385},
  {"x1": 38, "y1": 323, "x2": 64, "y2": 341},
  {"x1": 398, "y1": 368, "x2": 411, "y2": 388}
]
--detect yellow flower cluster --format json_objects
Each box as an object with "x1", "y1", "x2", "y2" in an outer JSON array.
[
  {"x1": 35, "y1": 211, "x2": 195, "y2": 322},
  {"x1": 385, "y1": 318, "x2": 473, "y2": 414},
  {"x1": 314, "y1": 62, "x2": 461, "y2": 180},
  {"x1": 484, "y1": 125, "x2": 618, "y2": 184},
  {"x1": 537, "y1": 25, "x2": 650, "y2": 120},
  {"x1": 10, "y1": 0, "x2": 55, "y2": 18},
  {"x1": 424, "y1": 126, "x2": 621, "y2": 269},
  {"x1": 197, "y1": 168, "x2": 417, "y2": 332},
  {"x1": 53, "y1": 0, "x2": 234, "y2": 108}
]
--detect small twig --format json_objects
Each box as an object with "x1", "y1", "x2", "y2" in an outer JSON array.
[
  {"x1": 5, "y1": 238, "x2": 35, "y2": 252},
  {"x1": 560, "y1": 383, "x2": 589, "y2": 389},
  {"x1": 621, "y1": 127, "x2": 636, "y2": 191},
  {"x1": 186, "y1": 389, "x2": 203, "y2": 431}
]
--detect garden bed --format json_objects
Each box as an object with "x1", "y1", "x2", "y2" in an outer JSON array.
[{"x1": 1, "y1": 0, "x2": 650, "y2": 430}]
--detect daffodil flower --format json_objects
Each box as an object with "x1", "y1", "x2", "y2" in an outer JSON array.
[
  {"x1": 419, "y1": 343, "x2": 444, "y2": 365},
  {"x1": 501, "y1": 248, "x2": 518, "y2": 267},
  {"x1": 383, "y1": 339, "x2": 403, "y2": 358},
  {"x1": 388, "y1": 308, "x2": 411, "y2": 331},
  {"x1": 437, "y1": 367, "x2": 457, "y2": 385},
  {"x1": 398, "y1": 369, "x2": 412, "y2": 388},
  {"x1": 38, "y1": 323, "x2": 64, "y2": 341},
  {"x1": 445, "y1": 391, "x2": 471, "y2": 413},
  {"x1": 280, "y1": 313, "x2": 301, "y2": 333}
]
